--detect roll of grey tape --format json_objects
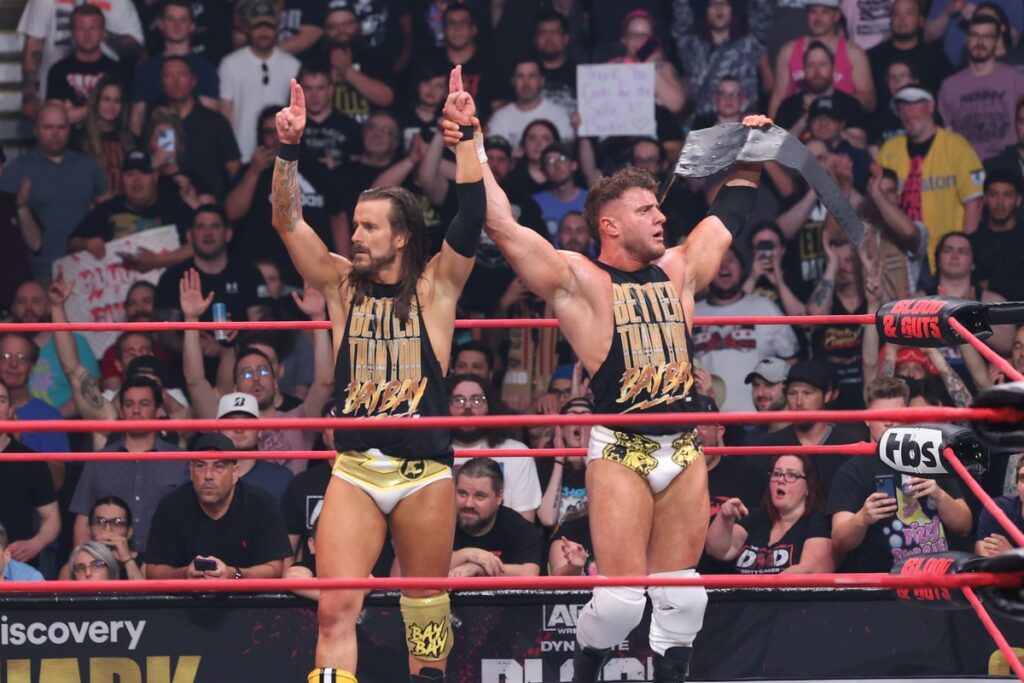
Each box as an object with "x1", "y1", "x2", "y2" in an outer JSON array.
[{"x1": 674, "y1": 123, "x2": 864, "y2": 245}]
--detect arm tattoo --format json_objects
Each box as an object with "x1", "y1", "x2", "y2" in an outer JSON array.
[
  {"x1": 271, "y1": 158, "x2": 301, "y2": 233},
  {"x1": 880, "y1": 356, "x2": 896, "y2": 378},
  {"x1": 811, "y1": 278, "x2": 834, "y2": 309},
  {"x1": 77, "y1": 369, "x2": 104, "y2": 411},
  {"x1": 939, "y1": 364, "x2": 972, "y2": 407}
]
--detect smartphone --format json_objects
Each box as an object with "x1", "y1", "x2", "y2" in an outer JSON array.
[
  {"x1": 874, "y1": 474, "x2": 897, "y2": 500},
  {"x1": 193, "y1": 558, "x2": 217, "y2": 572},
  {"x1": 157, "y1": 128, "x2": 176, "y2": 154},
  {"x1": 755, "y1": 239, "x2": 775, "y2": 258},
  {"x1": 635, "y1": 36, "x2": 660, "y2": 62}
]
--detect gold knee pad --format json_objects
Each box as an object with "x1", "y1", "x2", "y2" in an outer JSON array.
[
  {"x1": 399, "y1": 592, "x2": 454, "y2": 661},
  {"x1": 308, "y1": 669, "x2": 357, "y2": 683}
]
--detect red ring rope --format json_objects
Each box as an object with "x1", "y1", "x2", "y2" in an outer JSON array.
[
  {"x1": 0, "y1": 571, "x2": 1018, "y2": 594},
  {"x1": 0, "y1": 313, "x2": 876, "y2": 333},
  {"x1": 943, "y1": 447, "x2": 1024, "y2": 548},
  {"x1": 0, "y1": 443, "x2": 881, "y2": 462},
  {"x1": 0, "y1": 407, "x2": 1016, "y2": 434},
  {"x1": 962, "y1": 586, "x2": 1024, "y2": 681},
  {"x1": 947, "y1": 316, "x2": 1024, "y2": 384}
]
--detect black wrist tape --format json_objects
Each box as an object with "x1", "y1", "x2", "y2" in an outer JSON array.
[
  {"x1": 708, "y1": 184, "x2": 756, "y2": 237},
  {"x1": 278, "y1": 143, "x2": 300, "y2": 162},
  {"x1": 457, "y1": 125, "x2": 475, "y2": 143}
]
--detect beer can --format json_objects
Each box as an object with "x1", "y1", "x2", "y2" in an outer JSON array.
[{"x1": 212, "y1": 302, "x2": 228, "y2": 342}]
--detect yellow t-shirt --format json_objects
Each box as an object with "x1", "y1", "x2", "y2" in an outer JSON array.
[{"x1": 877, "y1": 127, "x2": 984, "y2": 271}]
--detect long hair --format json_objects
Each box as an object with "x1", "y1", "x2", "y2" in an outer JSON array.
[
  {"x1": 763, "y1": 454, "x2": 825, "y2": 523},
  {"x1": 446, "y1": 373, "x2": 511, "y2": 447},
  {"x1": 80, "y1": 75, "x2": 135, "y2": 172},
  {"x1": 349, "y1": 186, "x2": 428, "y2": 323},
  {"x1": 141, "y1": 106, "x2": 187, "y2": 162}
]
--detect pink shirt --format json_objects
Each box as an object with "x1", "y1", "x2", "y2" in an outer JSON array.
[{"x1": 786, "y1": 36, "x2": 856, "y2": 97}]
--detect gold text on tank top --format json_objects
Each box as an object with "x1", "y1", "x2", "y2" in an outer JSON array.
[
  {"x1": 344, "y1": 296, "x2": 428, "y2": 417},
  {"x1": 612, "y1": 281, "x2": 694, "y2": 411}
]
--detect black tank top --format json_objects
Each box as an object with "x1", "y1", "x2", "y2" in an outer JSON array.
[
  {"x1": 333, "y1": 282, "x2": 452, "y2": 461},
  {"x1": 590, "y1": 262, "x2": 698, "y2": 435}
]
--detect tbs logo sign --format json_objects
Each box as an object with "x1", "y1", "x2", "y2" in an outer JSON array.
[
  {"x1": 542, "y1": 605, "x2": 581, "y2": 633},
  {"x1": 878, "y1": 428, "x2": 947, "y2": 474}
]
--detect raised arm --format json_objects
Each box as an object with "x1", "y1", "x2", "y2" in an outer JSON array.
[
  {"x1": 48, "y1": 274, "x2": 114, "y2": 421},
  {"x1": 427, "y1": 66, "x2": 486, "y2": 301},
  {"x1": 272, "y1": 80, "x2": 350, "y2": 291},
  {"x1": 442, "y1": 129, "x2": 576, "y2": 303},
  {"x1": 180, "y1": 269, "x2": 220, "y2": 419},
  {"x1": 664, "y1": 116, "x2": 770, "y2": 294}
]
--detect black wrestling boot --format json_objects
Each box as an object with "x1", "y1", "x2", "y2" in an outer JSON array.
[
  {"x1": 410, "y1": 667, "x2": 445, "y2": 682},
  {"x1": 572, "y1": 642, "x2": 611, "y2": 682},
  {"x1": 652, "y1": 646, "x2": 692, "y2": 683}
]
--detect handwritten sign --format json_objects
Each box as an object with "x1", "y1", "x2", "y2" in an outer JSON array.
[
  {"x1": 577, "y1": 63, "x2": 656, "y2": 138},
  {"x1": 52, "y1": 226, "x2": 180, "y2": 356}
]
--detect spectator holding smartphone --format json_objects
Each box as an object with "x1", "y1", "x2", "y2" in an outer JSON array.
[{"x1": 828, "y1": 377, "x2": 971, "y2": 572}]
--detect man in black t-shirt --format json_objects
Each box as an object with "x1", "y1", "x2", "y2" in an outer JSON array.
[
  {"x1": 145, "y1": 432, "x2": 292, "y2": 579},
  {"x1": 829, "y1": 377, "x2": 972, "y2": 572},
  {"x1": 970, "y1": 171, "x2": 1024, "y2": 302},
  {"x1": 277, "y1": 0, "x2": 326, "y2": 58},
  {"x1": 154, "y1": 204, "x2": 266, "y2": 323},
  {"x1": 745, "y1": 360, "x2": 865, "y2": 492},
  {"x1": 451, "y1": 458, "x2": 543, "y2": 576},
  {"x1": 298, "y1": 63, "x2": 362, "y2": 174},
  {"x1": 45, "y1": 5, "x2": 122, "y2": 126},
  {"x1": 319, "y1": 1, "x2": 396, "y2": 124},
  {"x1": 68, "y1": 150, "x2": 195, "y2": 268},
  {"x1": 0, "y1": 380, "x2": 59, "y2": 567},
  {"x1": 225, "y1": 106, "x2": 348, "y2": 286}
]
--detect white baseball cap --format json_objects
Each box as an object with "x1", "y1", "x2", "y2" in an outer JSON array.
[
  {"x1": 807, "y1": 0, "x2": 840, "y2": 8},
  {"x1": 217, "y1": 392, "x2": 260, "y2": 419},
  {"x1": 890, "y1": 86, "x2": 934, "y2": 115}
]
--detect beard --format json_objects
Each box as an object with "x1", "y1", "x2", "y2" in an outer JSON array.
[
  {"x1": 352, "y1": 244, "x2": 398, "y2": 275},
  {"x1": 891, "y1": 28, "x2": 917, "y2": 41},
  {"x1": 453, "y1": 428, "x2": 486, "y2": 444},
  {"x1": 710, "y1": 280, "x2": 743, "y2": 300},
  {"x1": 458, "y1": 510, "x2": 492, "y2": 535},
  {"x1": 622, "y1": 229, "x2": 664, "y2": 264}
]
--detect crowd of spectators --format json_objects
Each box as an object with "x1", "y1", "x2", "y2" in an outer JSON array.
[{"x1": 2, "y1": 0, "x2": 1024, "y2": 588}]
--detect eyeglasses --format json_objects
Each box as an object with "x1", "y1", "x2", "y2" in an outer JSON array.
[
  {"x1": 769, "y1": 470, "x2": 807, "y2": 483},
  {"x1": 72, "y1": 560, "x2": 109, "y2": 576},
  {"x1": 91, "y1": 516, "x2": 129, "y2": 529},
  {"x1": 1, "y1": 352, "x2": 30, "y2": 365},
  {"x1": 239, "y1": 367, "x2": 272, "y2": 380},
  {"x1": 450, "y1": 395, "x2": 487, "y2": 408},
  {"x1": 261, "y1": 62, "x2": 269, "y2": 86},
  {"x1": 544, "y1": 154, "x2": 570, "y2": 165}
]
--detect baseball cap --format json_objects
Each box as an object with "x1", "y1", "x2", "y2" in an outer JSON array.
[
  {"x1": 326, "y1": 0, "x2": 357, "y2": 16},
  {"x1": 807, "y1": 0, "x2": 840, "y2": 8},
  {"x1": 193, "y1": 432, "x2": 236, "y2": 452},
  {"x1": 808, "y1": 96, "x2": 846, "y2": 122},
  {"x1": 125, "y1": 355, "x2": 166, "y2": 385},
  {"x1": 744, "y1": 358, "x2": 790, "y2": 385},
  {"x1": 685, "y1": 393, "x2": 719, "y2": 413},
  {"x1": 890, "y1": 85, "x2": 934, "y2": 114},
  {"x1": 246, "y1": 0, "x2": 278, "y2": 27},
  {"x1": 484, "y1": 135, "x2": 512, "y2": 156},
  {"x1": 122, "y1": 149, "x2": 152, "y2": 173},
  {"x1": 785, "y1": 359, "x2": 834, "y2": 392},
  {"x1": 886, "y1": 347, "x2": 939, "y2": 376},
  {"x1": 217, "y1": 392, "x2": 260, "y2": 419}
]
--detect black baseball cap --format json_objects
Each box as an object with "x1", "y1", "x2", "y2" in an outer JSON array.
[
  {"x1": 125, "y1": 354, "x2": 166, "y2": 385},
  {"x1": 484, "y1": 135, "x2": 512, "y2": 156},
  {"x1": 808, "y1": 96, "x2": 846, "y2": 122},
  {"x1": 785, "y1": 359, "x2": 834, "y2": 392},
  {"x1": 122, "y1": 149, "x2": 153, "y2": 173},
  {"x1": 193, "y1": 432, "x2": 236, "y2": 452}
]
